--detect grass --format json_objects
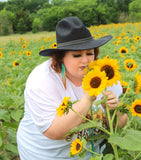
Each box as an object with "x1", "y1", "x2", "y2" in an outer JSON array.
[{"x1": 0, "y1": 31, "x2": 55, "y2": 44}]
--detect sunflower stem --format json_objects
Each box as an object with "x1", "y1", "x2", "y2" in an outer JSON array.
[
  {"x1": 111, "y1": 144, "x2": 119, "y2": 160},
  {"x1": 133, "y1": 151, "x2": 141, "y2": 160},
  {"x1": 105, "y1": 101, "x2": 113, "y2": 134},
  {"x1": 70, "y1": 107, "x2": 110, "y2": 135},
  {"x1": 114, "y1": 111, "x2": 122, "y2": 133},
  {"x1": 121, "y1": 116, "x2": 133, "y2": 136},
  {"x1": 119, "y1": 83, "x2": 130, "y2": 104},
  {"x1": 111, "y1": 108, "x2": 118, "y2": 129},
  {"x1": 76, "y1": 155, "x2": 81, "y2": 160}
]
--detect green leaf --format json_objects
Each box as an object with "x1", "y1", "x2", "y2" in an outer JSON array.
[
  {"x1": 93, "y1": 96, "x2": 108, "y2": 107},
  {"x1": 87, "y1": 133, "x2": 109, "y2": 141},
  {"x1": 103, "y1": 154, "x2": 114, "y2": 160},
  {"x1": 89, "y1": 154, "x2": 103, "y2": 160},
  {"x1": 67, "y1": 120, "x2": 102, "y2": 136},
  {"x1": 3, "y1": 122, "x2": 18, "y2": 129},
  {"x1": 108, "y1": 129, "x2": 141, "y2": 151},
  {"x1": 0, "y1": 135, "x2": 2, "y2": 147},
  {"x1": 0, "y1": 109, "x2": 10, "y2": 122},
  {"x1": 11, "y1": 110, "x2": 23, "y2": 122},
  {"x1": 0, "y1": 155, "x2": 9, "y2": 160},
  {"x1": 7, "y1": 128, "x2": 17, "y2": 144},
  {"x1": 5, "y1": 143, "x2": 18, "y2": 154}
]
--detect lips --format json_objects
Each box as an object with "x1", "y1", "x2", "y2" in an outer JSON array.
[{"x1": 80, "y1": 66, "x2": 86, "y2": 70}]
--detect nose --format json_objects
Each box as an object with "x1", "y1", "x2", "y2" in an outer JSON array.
[{"x1": 81, "y1": 52, "x2": 89, "y2": 64}]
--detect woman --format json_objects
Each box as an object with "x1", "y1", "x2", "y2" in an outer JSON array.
[{"x1": 17, "y1": 16, "x2": 127, "y2": 160}]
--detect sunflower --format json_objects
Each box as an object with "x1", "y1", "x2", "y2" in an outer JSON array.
[
  {"x1": 70, "y1": 138, "x2": 83, "y2": 155},
  {"x1": 135, "y1": 72, "x2": 141, "y2": 94},
  {"x1": 120, "y1": 80, "x2": 130, "y2": 93},
  {"x1": 119, "y1": 47, "x2": 128, "y2": 54},
  {"x1": 82, "y1": 66, "x2": 108, "y2": 97},
  {"x1": 7, "y1": 79, "x2": 12, "y2": 86},
  {"x1": 124, "y1": 59, "x2": 138, "y2": 71},
  {"x1": 43, "y1": 38, "x2": 47, "y2": 42},
  {"x1": 131, "y1": 45, "x2": 136, "y2": 52},
  {"x1": 130, "y1": 99, "x2": 141, "y2": 117},
  {"x1": 22, "y1": 45, "x2": 26, "y2": 48},
  {"x1": 52, "y1": 43, "x2": 57, "y2": 49},
  {"x1": 83, "y1": 60, "x2": 97, "y2": 74},
  {"x1": 56, "y1": 96, "x2": 70, "y2": 117},
  {"x1": 13, "y1": 59, "x2": 20, "y2": 67},
  {"x1": 0, "y1": 51, "x2": 3, "y2": 58},
  {"x1": 96, "y1": 57, "x2": 121, "y2": 87},
  {"x1": 41, "y1": 46, "x2": 45, "y2": 50},
  {"x1": 19, "y1": 51, "x2": 22, "y2": 55},
  {"x1": 136, "y1": 36, "x2": 140, "y2": 41},
  {"x1": 26, "y1": 51, "x2": 32, "y2": 56}
]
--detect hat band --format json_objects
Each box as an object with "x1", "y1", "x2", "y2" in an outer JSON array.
[{"x1": 57, "y1": 37, "x2": 93, "y2": 47}]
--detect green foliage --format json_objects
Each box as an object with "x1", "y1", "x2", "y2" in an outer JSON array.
[
  {"x1": 12, "y1": 9, "x2": 32, "y2": 33},
  {"x1": 24, "y1": 0, "x2": 49, "y2": 13},
  {"x1": 0, "y1": 9, "x2": 14, "y2": 35},
  {"x1": 0, "y1": 2, "x2": 6, "y2": 11},
  {"x1": 2, "y1": 26, "x2": 9, "y2": 35},
  {"x1": 67, "y1": 120, "x2": 103, "y2": 136},
  {"x1": 4, "y1": 0, "x2": 25, "y2": 12},
  {"x1": 32, "y1": 18, "x2": 43, "y2": 33},
  {"x1": 109, "y1": 129, "x2": 141, "y2": 151},
  {"x1": 129, "y1": 0, "x2": 141, "y2": 22},
  {"x1": 17, "y1": 18, "x2": 28, "y2": 34},
  {"x1": 42, "y1": 6, "x2": 64, "y2": 31},
  {"x1": 51, "y1": 0, "x2": 66, "y2": 6},
  {"x1": 0, "y1": 0, "x2": 138, "y2": 34},
  {"x1": 42, "y1": 15, "x2": 59, "y2": 31}
]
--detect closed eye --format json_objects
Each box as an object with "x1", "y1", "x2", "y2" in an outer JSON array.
[
  {"x1": 87, "y1": 53, "x2": 94, "y2": 56},
  {"x1": 73, "y1": 54, "x2": 81, "y2": 57},
  {"x1": 73, "y1": 53, "x2": 94, "y2": 58}
]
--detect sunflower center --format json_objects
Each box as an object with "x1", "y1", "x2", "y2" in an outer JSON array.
[
  {"x1": 62, "y1": 102, "x2": 65, "y2": 106},
  {"x1": 76, "y1": 143, "x2": 81, "y2": 151},
  {"x1": 127, "y1": 63, "x2": 133, "y2": 68},
  {"x1": 90, "y1": 77, "x2": 101, "y2": 88},
  {"x1": 15, "y1": 62, "x2": 19, "y2": 66},
  {"x1": 101, "y1": 65, "x2": 114, "y2": 80},
  {"x1": 135, "y1": 105, "x2": 141, "y2": 113},
  {"x1": 121, "y1": 49, "x2": 126, "y2": 53}
]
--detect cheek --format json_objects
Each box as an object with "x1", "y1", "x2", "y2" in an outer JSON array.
[
  {"x1": 89, "y1": 55, "x2": 95, "y2": 61},
  {"x1": 64, "y1": 59, "x2": 79, "y2": 73},
  {"x1": 66, "y1": 61, "x2": 78, "y2": 72}
]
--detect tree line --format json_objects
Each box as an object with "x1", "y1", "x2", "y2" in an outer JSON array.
[{"x1": 0, "y1": 0, "x2": 140, "y2": 35}]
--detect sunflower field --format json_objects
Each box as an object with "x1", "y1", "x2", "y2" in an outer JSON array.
[{"x1": 0, "y1": 22, "x2": 141, "y2": 160}]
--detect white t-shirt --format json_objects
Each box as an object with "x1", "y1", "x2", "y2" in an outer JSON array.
[{"x1": 17, "y1": 59, "x2": 122, "y2": 160}]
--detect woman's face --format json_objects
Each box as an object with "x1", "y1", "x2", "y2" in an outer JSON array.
[{"x1": 63, "y1": 49, "x2": 95, "y2": 86}]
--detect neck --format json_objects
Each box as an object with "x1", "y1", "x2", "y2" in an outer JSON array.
[{"x1": 66, "y1": 75, "x2": 82, "y2": 87}]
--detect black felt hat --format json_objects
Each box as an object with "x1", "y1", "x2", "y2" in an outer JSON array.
[{"x1": 39, "y1": 16, "x2": 112, "y2": 56}]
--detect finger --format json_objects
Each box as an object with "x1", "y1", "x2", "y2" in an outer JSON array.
[
  {"x1": 107, "y1": 101, "x2": 119, "y2": 109},
  {"x1": 104, "y1": 91, "x2": 117, "y2": 100},
  {"x1": 107, "y1": 98, "x2": 118, "y2": 104}
]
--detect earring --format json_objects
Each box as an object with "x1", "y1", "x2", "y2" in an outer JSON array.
[{"x1": 61, "y1": 63, "x2": 66, "y2": 89}]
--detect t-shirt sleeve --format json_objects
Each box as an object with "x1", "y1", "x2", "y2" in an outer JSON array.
[{"x1": 24, "y1": 75, "x2": 63, "y2": 133}]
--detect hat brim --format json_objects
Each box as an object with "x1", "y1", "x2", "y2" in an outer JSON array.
[{"x1": 39, "y1": 35, "x2": 112, "y2": 56}]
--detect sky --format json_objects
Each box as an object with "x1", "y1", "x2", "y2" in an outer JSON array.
[{"x1": 0, "y1": 0, "x2": 8, "y2": 1}]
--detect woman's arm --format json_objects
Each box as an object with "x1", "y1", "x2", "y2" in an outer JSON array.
[{"x1": 43, "y1": 93, "x2": 96, "y2": 140}]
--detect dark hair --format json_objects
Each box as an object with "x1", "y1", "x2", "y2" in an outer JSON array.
[{"x1": 51, "y1": 48, "x2": 100, "y2": 73}]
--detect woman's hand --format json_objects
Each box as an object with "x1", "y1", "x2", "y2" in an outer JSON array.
[
  {"x1": 101, "y1": 90, "x2": 119, "y2": 110},
  {"x1": 84, "y1": 92, "x2": 96, "y2": 103}
]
